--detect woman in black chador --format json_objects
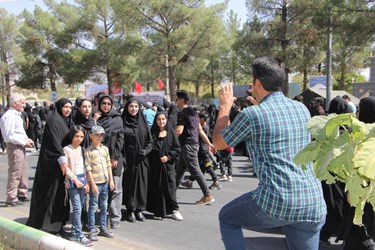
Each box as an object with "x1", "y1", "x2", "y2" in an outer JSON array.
[
  {"x1": 96, "y1": 94, "x2": 125, "y2": 229},
  {"x1": 338, "y1": 96, "x2": 375, "y2": 250},
  {"x1": 27, "y1": 98, "x2": 74, "y2": 234},
  {"x1": 122, "y1": 98, "x2": 153, "y2": 222},
  {"x1": 146, "y1": 112, "x2": 182, "y2": 220}
]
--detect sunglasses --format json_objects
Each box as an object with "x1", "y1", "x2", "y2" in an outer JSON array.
[
  {"x1": 94, "y1": 134, "x2": 104, "y2": 137},
  {"x1": 101, "y1": 102, "x2": 112, "y2": 106}
]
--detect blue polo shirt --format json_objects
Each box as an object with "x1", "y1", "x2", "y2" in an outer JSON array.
[{"x1": 222, "y1": 92, "x2": 326, "y2": 222}]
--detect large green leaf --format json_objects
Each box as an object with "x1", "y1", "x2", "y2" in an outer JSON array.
[
  {"x1": 354, "y1": 138, "x2": 375, "y2": 180},
  {"x1": 307, "y1": 115, "x2": 332, "y2": 141},
  {"x1": 294, "y1": 141, "x2": 319, "y2": 167},
  {"x1": 346, "y1": 174, "x2": 368, "y2": 206},
  {"x1": 324, "y1": 114, "x2": 353, "y2": 139}
]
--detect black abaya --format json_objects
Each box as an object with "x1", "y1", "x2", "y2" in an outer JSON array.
[
  {"x1": 122, "y1": 99, "x2": 153, "y2": 211},
  {"x1": 146, "y1": 113, "x2": 181, "y2": 217},
  {"x1": 27, "y1": 98, "x2": 73, "y2": 232}
]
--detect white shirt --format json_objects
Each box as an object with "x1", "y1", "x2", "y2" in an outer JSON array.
[{"x1": 0, "y1": 107, "x2": 29, "y2": 146}]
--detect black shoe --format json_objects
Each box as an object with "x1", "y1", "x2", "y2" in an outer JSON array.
[
  {"x1": 5, "y1": 200, "x2": 24, "y2": 207},
  {"x1": 17, "y1": 196, "x2": 30, "y2": 202},
  {"x1": 135, "y1": 211, "x2": 145, "y2": 222},
  {"x1": 126, "y1": 212, "x2": 136, "y2": 223}
]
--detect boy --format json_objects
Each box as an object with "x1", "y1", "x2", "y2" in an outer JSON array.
[{"x1": 85, "y1": 125, "x2": 115, "y2": 241}]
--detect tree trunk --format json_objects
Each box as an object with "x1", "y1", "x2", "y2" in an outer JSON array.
[
  {"x1": 49, "y1": 64, "x2": 56, "y2": 92},
  {"x1": 339, "y1": 62, "x2": 346, "y2": 89},
  {"x1": 303, "y1": 68, "x2": 308, "y2": 91},
  {"x1": 106, "y1": 68, "x2": 113, "y2": 96},
  {"x1": 169, "y1": 65, "x2": 176, "y2": 101},
  {"x1": 5, "y1": 72, "x2": 10, "y2": 105},
  {"x1": 281, "y1": 0, "x2": 289, "y2": 96},
  {"x1": 210, "y1": 60, "x2": 215, "y2": 98},
  {"x1": 317, "y1": 63, "x2": 322, "y2": 74},
  {"x1": 195, "y1": 80, "x2": 199, "y2": 102}
]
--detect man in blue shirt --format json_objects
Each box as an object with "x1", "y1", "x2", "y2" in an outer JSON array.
[
  {"x1": 143, "y1": 102, "x2": 156, "y2": 127},
  {"x1": 212, "y1": 57, "x2": 326, "y2": 250}
]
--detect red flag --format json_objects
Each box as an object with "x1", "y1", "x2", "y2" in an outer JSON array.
[
  {"x1": 158, "y1": 78, "x2": 165, "y2": 90},
  {"x1": 134, "y1": 81, "x2": 142, "y2": 94}
]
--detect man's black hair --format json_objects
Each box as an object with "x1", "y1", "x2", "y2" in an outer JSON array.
[{"x1": 251, "y1": 56, "x2": 285, "y2": 92}]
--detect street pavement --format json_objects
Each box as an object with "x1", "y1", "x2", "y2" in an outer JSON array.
[{"x1": 0, "y1": 149, "x2": 344, "y2": 250}]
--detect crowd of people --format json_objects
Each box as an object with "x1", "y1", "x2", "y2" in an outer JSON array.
[
  {"x1": 1, "y1": 56, "x2": 375, "y2": 249},
  {"x1": 0, "y1": 90, "x2": 235, "y2": 247}
]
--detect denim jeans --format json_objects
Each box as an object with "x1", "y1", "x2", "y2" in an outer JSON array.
[
  {"x1": 68, "y1": 187, "x2": 85, "y2": 238},
  {"x1": 219, "y1": 192, "x2": 325, "y2": 250},
  {"x1": 88, "y1": 182, "x2": 108, "y2": 231}
]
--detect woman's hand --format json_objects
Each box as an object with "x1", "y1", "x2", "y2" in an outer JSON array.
[
  {"x1": 109, "y1": 180, "x2": 115, "y2": 191},
  {"x1": 93, "y1": 111, "x2": 102, "y2": 121},
  {"x1": 60, "y1": 163, "x2": 67, "y2": 175},
  {"x1": 111, "y1": 159, "x2": 118, "y2": 169},
  {"x1": 160, "y1": 156, "x2": 169, "y2": 163}
]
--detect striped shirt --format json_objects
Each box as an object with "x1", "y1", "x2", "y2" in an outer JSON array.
[
  {"x1": 84, "y1": 143, "x2": 111, "y2": 184},
  {"x1": 222, "y1": 92, "x2": 326, "y2": 222}
]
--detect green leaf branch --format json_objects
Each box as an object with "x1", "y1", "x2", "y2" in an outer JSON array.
[{"x1": 294, "y1": 114, "x2": 375, "y2": 225}]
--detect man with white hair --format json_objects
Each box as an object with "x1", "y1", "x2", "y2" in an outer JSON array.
[{"x1": 0, "y1": 93, "x2": 34, "y2": 206}]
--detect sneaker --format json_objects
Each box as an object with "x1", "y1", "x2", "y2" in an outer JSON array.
[
  {"x1": 180, "y1": 180, "x2": 193, "y2": 189},
  {"x1": 79, "y1": 236, "x2": 93, "y2": 247},
  {"x1": 195, "y1": 194, "x2": 215, "y2": 205},
  {"x1": 227, "y1": 175, "x2": 233, "y2": 182},
  {"x1": 89, "y1": 231, "x2": 98, "y2": 241},
  {"x1": 99, "y1": 229, "x2": 114, "y2": 238},
  {"x1": 219, "y1": 174, "x2": 228, "y2": 181},
  {"x1": 209, "y1": 181, "x2": 222, "y2": 190},
  {"x1": 172, "y1": 210, "x2": 183, "y2": 221}
]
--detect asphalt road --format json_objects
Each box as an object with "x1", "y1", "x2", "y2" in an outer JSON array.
[{"x1": 0, "y1": 149, "x2": 344, "y2": 250}]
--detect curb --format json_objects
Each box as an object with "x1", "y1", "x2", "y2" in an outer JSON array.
[{"x1": 0, "y1": 217, "x2": 88, "y2": 250}]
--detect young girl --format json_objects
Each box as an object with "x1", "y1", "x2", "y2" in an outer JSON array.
[
  {"x1": 146, "y1": 112, "x2": 182, "y2": 220},
  {"x1": 63, "y1": 125, "x2": 92, "y2": 247}
]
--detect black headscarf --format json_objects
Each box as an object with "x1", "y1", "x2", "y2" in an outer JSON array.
[
  {"x1": 328, "y1": 96, "x2": 350, "y2": 115},
  {"x1": 122, "y1": 98, "x2": 143, "y2": 128},
  {"x1": 55, "y1": 98, "x2": 73, "y2": 128},
  {"x1": 73, "y1": 99, "x2": 95, "y2": 148},
  {"x1": 359, "y1": 96, "x2": 375, "y2": 124},
  {"x1": 122, "y1": 98, "x2": 149, "y2": 145},
  {"x1": 151, "y1": 112, "x2": 177, "y2": 152},
  {"x1": 151, "y1": 112, "x2": 168, "y2": 137},
  {"x1": 167, "y1": 103, "x2": 179, "y2": 129},
  {"x1": 97, "y1": 95, "x2": 123, "y2": 133}
]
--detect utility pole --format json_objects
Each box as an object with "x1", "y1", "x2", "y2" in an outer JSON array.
[
  {"x1": 166, "y1": 54, "x2": 170, "y2": 101},
  {"x1": 326, "y1": 15, "x2": 333, "y2": 111},
  {"x1": 1, "y1": 73, "x2": 4, "y2": 106}
]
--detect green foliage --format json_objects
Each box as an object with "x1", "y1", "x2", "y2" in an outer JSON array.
[{"x1": 295, "y1": 114, "x2": 375, "y2": 225}]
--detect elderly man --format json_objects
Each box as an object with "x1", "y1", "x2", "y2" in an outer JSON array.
[{"x1": 0, "y1": 93, "x2": 34, "y2": 206}]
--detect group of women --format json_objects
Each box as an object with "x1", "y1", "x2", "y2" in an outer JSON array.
[
  {"x1": 26, "y1": 95, "x2": 182, "y2": 235},
  {"x1": 321, "y1": 95, "x2": 375, "y2": 249}
]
